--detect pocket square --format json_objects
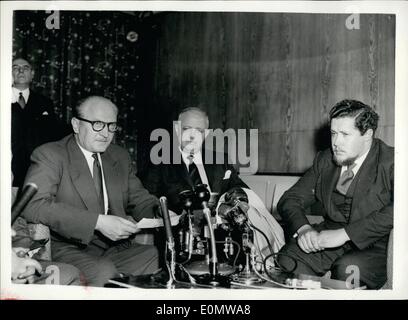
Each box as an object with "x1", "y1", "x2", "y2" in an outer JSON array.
[
  {"x1": 223, "y1": 170, "x2": 232, "y2": 180},
  {"x1": 42, "y1": 111, "x2": 49, "y2": 115}
]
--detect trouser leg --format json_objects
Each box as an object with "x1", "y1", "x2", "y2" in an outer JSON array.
[
  {"x1": 52, "y1": 244, "x2": 118, "y2": 287},
  {"x1": 331, "y1": 244, "x2": 387, "y2": 289},
  {"x1": 104, "y1": 241, "x2": 160, "y2": 276}
]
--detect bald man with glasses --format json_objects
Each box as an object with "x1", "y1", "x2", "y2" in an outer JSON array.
[{"x1": 21, "y1": 96, "x2": 160, "y2": 287}]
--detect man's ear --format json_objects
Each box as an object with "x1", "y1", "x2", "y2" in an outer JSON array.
[
  {"x1": 174, "y1": 120, "x2": 181, "y2": 139},
  {"x1": 363, "y1": 128, "x2": 373, "y2": 140},
  {"x1": 204, "y1": 128, "x2": 210, "y2": 139},
  {"x1": 71, "y1": 118, "x2": 79, "y2": 133}
]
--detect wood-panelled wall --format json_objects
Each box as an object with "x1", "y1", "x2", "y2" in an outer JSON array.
[{"x1": 153, "y1": 13, "x2": 395, "y2": 174}]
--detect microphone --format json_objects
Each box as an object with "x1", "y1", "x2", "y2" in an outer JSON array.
[
  {"x1": 194, "y1": 185, "x2": 219, "y2": 280},
  {"x1": 236, "y1": 200, "x2": 250, "y2": 213},
  {"x1": 11, "y1": 182, "x2": 38, "y2": 224},
  {"x1": 159, "y1": 196, "x2": 174, "y2": 243},
  {"x1": 159, "y1": 196, "x2": 176, "y2": 287}
]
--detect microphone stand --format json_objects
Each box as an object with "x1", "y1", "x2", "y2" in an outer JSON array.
[
  {"x1": 11, "y1": 182, "x2": 38, "y2": 224},
  {"x1": 202, "y1": 203, "x2": 219, "y2": 282},
  {"x1": 234, "y1": 222, "x2": 264, "y2": 285},
  {"x1": 165, "y1": 238, "x2": 177, "y2": 288},
  {"x1": 178, "y1": 190, "x2": 195, "y2": 261},
  {"x1": 159, "y1": 197, "x2": 177, "y2": 288},
  {"x1": 195, "y1": 185, "x2": 230, "y2": 287},
  {"x1": 219, "y1": 196, "x2": 263, "y2": 285}
]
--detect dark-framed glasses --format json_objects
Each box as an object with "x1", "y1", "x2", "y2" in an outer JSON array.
[
  {"x1": 76, "y1": 116, "x2": 118, "y2": 133},
  {"x1": 12, "y1": 65, "x2": 32, "y2": 72}
]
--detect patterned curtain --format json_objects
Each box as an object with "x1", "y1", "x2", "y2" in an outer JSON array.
[{"x1": 13, "y1": 10, "x2": 160, "y2": 171}]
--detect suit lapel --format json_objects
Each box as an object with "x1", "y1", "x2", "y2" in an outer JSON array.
[
  {"x1": 67, "y1": 136, "x2": 101, "y2": 214},
  {"x1": 202, "y1": 148, "x2": 215, "y2": 190},
  {"x1": 179, "y1": 162, "x2": 195, "y2": 189},
  {"x1": 350, "y1": 140, "x2": 379, "y2": 220},
  {"x1": 321, "y1": 160, "x2": 339, "y2": 212},
  {"x1": 173, "y1": 148, "x2": 195, "y2": 189},
  {"x1": 25, "y1": 91, "x2": 42, "y2": 117},
  {"x1": 24, "y1": 91, "x2": 37, "y2": 117},
  {"x1": 100, "y1": 149, "x2": 123, "y2": 216},
  {"x1": 321, "y1": 159, "x2": 348, "y2": 222}
]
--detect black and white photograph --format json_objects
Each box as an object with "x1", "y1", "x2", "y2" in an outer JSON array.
[{"x1": 1, "y1": 1, "x2": 407, "y2": 303}]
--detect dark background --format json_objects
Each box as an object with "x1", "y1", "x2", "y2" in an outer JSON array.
[{"x1": 12, "y1": 11, "x2": 395, "y2": 175}]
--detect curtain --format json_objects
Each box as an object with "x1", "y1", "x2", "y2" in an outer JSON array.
[{"x1": 13, "y1": 10, "x2": 159, "y2": 171}]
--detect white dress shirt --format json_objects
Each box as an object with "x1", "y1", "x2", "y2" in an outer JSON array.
[
  {"x1": 12, "y1": 87, "x2": 30, "y2": 104},
  {"x1": 339, "y1": 148, "x2": 370, "y2": 178}
]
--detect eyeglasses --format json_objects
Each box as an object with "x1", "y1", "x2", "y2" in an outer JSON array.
[
  {"x1": 76, "y1": 116, "x2": 118, "y2": 133},
  {"x1": 12, "y1": 65, "x2": 32, "y2": 72}
]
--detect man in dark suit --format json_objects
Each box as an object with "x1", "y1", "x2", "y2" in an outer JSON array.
[
  {"x1": 11, "y1": 57, "x2": 69, "y2": 188},
  {"x1": 22, "y1": 96, "x2": 160, "y2": 287},
  {"x1": 277, "y1": 100, "x2": 393, "y2": 289},
  {"x1": 142, "y1": 107, "x2": 247, "y2": 214},
  {"x1": 141, "y1": 107, "x2": 249, "y2": 271}
]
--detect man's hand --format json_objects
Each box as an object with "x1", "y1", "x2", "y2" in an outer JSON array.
[
  {"x1": 95, "y1": 215, "x2": 140, "y2": 241},
  {"x1": 11, "y1": 248, "x2": 42, "y2": 284},
  {"x1": 295, "y1": 224, "x2": 323, "y2": 253},
  {"x1": 317, "y1": 229, "x2": 350, "y2": 249}
]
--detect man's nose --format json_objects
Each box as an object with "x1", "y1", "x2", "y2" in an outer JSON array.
[
  {"x1": 332, "y1": 135, "x2": 341, "y2": 147},
  {"x1": 98, "y1": 125, "x2": 109, "y2": 137}
]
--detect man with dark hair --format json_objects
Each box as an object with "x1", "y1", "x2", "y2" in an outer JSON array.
[
  {"x1": 277, "y1": 99, "x2": 393, "y2": 289},
  {"x1": 22, "y1": 96, "x2": 160, "y2": 287},
  {"x1": 11, "y1": 57, "x2": 69, "y2": 188}
]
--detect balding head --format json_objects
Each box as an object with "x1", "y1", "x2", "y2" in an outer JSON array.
[
  {"x1": 74, "y1": 96, "x2": 118, "y2": 119},
  {"x1": 176, "y1": 107, "x2": 209, "y2": 153},
  {"x1": 178, "y1": 107, "x2": 209, "y2": 128},
  {"x1": 71, "y1": 96, "x2": 118, "y2": 153}
]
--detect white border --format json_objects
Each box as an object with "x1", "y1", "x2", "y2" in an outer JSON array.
[{"x1": 1, "y1": 1, "x2": 407, "y2": 300}]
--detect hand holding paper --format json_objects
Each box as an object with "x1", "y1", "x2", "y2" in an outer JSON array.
[{"x1": 136, "y1": 210, "x2": 181, "y2": 229}]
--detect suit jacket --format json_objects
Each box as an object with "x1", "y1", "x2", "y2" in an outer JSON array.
[
  {"x1": 22, "y1": 134, "x2": 159, "y2": 249},
  {"x1": 141, "y1": 148, "x2": 248, "y2": 214},
  {"x1": 277, "y1": 138, "x2": 394, "y2": 250},
  {"x1": 11, "y1": 90, "x2": 70, "y2": 188}
]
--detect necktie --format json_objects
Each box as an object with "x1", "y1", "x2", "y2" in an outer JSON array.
[
  {"x1": 187, "y1": 154, "x2": 201, "y2": 187},
  {"x1": 92, "y1": 153, "x2": 105, "y2": 213},
  {"x1": 336, "y1": 163, "x2": 357, "y2": 195},
  {"x1": 18, "y1": 92, "x2": 26, "y2": 109}
]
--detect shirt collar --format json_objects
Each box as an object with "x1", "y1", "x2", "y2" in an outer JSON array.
[
  {"x1": 341, "y1": 147, "x2": 370, "y2": 175},
  {"x1": 354, "y1": 148, "x2": 370, "y2": 168},
  {"x1": 180, "y1": 147, "x2": 203, "y2": 165},
  {"x1": 76, "y1": 139, "x2": 99, "y2": 162},
  {"x1": 12, "y1": 87, "x2": 30, "y2": 103}
]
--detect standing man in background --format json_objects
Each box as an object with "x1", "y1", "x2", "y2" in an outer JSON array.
[{"x1": 11, "y1": 57, "x2": 69, "y2": 189}]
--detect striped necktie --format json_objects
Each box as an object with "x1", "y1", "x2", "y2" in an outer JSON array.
[{"x1": 92, "y1": 153, "x2": 105, "y2": 213}]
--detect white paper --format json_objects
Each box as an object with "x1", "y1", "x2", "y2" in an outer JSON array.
[{"x1": 136, "y1": 210, "x2": 181, "y2": 229}]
